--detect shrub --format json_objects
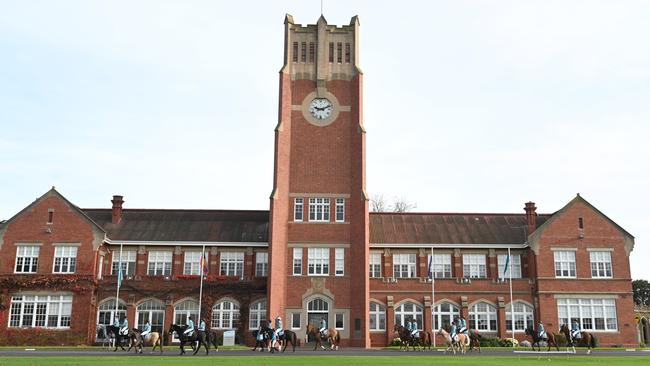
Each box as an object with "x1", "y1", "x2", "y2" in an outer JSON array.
[
  {"x1": 479, "y1": 336, "x2": 502, "y2": 347},
  {"x1": 501, "y1": 338, "x2": 519, "y2": 347},
  {"x1": 0, "y1": 328, "x2": 87, "y2": 346},
  {"x1": 390, "y1": 337, "x2": 402, "y2": 346}
]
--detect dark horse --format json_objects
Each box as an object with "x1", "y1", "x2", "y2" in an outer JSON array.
[
  {"x1": 105, "y1": 325, "x2": 134, "y2": 351},
  {"x1": 169, "y1": 324, "x2": 211, "y2": 355},
  {"x1": 393, "y1": 324, "x2": 432, "y2": 351},
  {"x1": 525, "y1": 327, "x2": 559, "y2": 351},
  {"x1": 277, "y1": 329, "x2": 298, "y2": 352},
  {"x1": 252, "y1": 327, "x2": 297, "y2": 353},
  {"x1": 252, "y1": 328, "x2": 273, "y2": 352},
  {"x1": 467, "y1": 329, "x2": 482, "y2": 353},
  {"x1": 560, "y1": 324, "x2": 596, "y2": 354}
]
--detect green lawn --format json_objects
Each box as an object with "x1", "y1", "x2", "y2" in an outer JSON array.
[{"x1": 1, "y1": 356, "x2": 648, "y2": 366}]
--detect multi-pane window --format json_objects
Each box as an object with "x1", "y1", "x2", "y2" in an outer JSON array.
[
  {"x1": 336, "y1": 42, "x2": 342, "y2": 63},
  {"x1": 428, "y1": 254, "x2": 452, "y2": 278},
  {"x1": 136, "y1": 300, "x2": 165, "y2": 334},
  {"x1": 505, "y1": 302, "x2": 534, "y2": 332},
  {"x1": 53, "y1": 246, "x2": 77, "y2": 273},
  {"x1": 256, "y1": 252, "x2": 268, "y2": 277},
  {"x1": 369, "y1": 302, "x2": 386, "y2": 331},
  {"x1": 183, "y1": 251, "x2": 203, "y2": 275},
  {"x1": 557, "y1": 298, "x2": 617, "y2": 331},
  {"x1": 111, "y1": 250, "x2": 136, "y2": 276},
  {"x1": 497, "y1": 254, "x2": 522, "y2": 279},
  {"x1": 249, "y1": 300, "x2": 267, "y2": 329},
  {"x1": 335, "y1": 313, "x2": 344, "y2": 329},
  {"x1": 96, "y1": 299, "x2": 126, "y2": 329},
  {"x1": 433, "y1": 302, "x2": 460, "y2": 330},
  {"x1": 148, "y1": 251, "x2": 172, "y2": 276},
  {"x1": 369, "y1": 252, "x2": 382, "y2": 278},
  {"x1": 211, "y1": 300, "x2": 240, "y2": 329},
  {"x1": 172, "y1": 300, "x2": 198, "y2": 341},
  {"x1": 294, "y1": 198, "x2": 304, "y2": 221},
  {"x1": 291, "y1": 313, "x2": 301, "y2": 329},
  {"x1": 335, "y1": 248, "x2": 344, "y2": 276},
  {"x1": 328, "y1": 42, "x2": 334, "y2": 63},
  {"x1": 309, "y1": 198, "x2": 330, "y2": 222},
  {"x1": 308, "y1": 248, "x2": 329, "y2": 275},
  {"x1": 335, "y1": 198, "x2": 345, "y2": 222},
  {"x1": 220, "y1": 252, "x2": 244, "y2": 277},
  {"x1": 394, "y1": 302, "x2": 422, "y2": 330},
  {"x1": 393, "y1": 253, "x2": 417, "y2": 278},
  {"x1": 554, "y1": 251, "x2": 576, "y2": 278},
  {"x1": 9, "y1": 294, "x2": 72, "y2": 328},
  {"x1": 309, "y1": 42, "x2": 315, "y2": 62},
  {"x1": 590, "y1": 251, "x2": 613, "y2": 278},
  {"x1": 293, "y1": 248, "x2": 302, "y2": 275},
  {"x1": 301, "y1": 42, "x2": 307, "y2": 62},
  {"x1": 292, "y1": 42, "x2": 298, "y2": 62},
  {"x1": 345, "y1": 43, "x2": 351, "y2": 63},
  {"x1": 469, "y1": 302, "x2": 497, "y2": 331},
  {"x1": 15, "y1": 245, "x2": 39, "y2": 273},
  {"x1": 463, "y1": 254, "x2": 487, "y2": 278}
]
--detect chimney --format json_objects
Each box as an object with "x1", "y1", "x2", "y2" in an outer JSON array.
[
  {"x1": 524, "y1": 202, "x2": 537, "y2": 236},
  {"x1": 111, "y1": 195, "x2": 124, "y2": 225}
]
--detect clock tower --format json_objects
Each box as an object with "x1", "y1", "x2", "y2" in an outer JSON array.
[{"x1": 268, "y1": 14, "x2": 369, "y2": 347}]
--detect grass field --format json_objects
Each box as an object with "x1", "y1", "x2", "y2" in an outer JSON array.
[{"x1": 1, "y1": 356, "x2": 648, "y2": 366}]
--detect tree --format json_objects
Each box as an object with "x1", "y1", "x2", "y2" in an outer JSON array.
[
  {"x1": 370, "y1": 193, "x2": 416, "y2": 213},
  {"x1": 392, "y1": 197, "x2": 417, "y2": 213},
  {"x1": 633, "y1": 280, "x2": 650, "y2": 306},
  {"x1": 370, "y1": 193, "x2": 388, "y2": 213}
]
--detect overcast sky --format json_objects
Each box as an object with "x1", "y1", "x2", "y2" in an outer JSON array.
[{"x1": 1, "y1": 1, "x2": 648, "y2": 278}]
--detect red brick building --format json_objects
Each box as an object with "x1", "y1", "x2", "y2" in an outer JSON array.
[{"x1": 0, "y1": 15, "x2": 637, "y2": 347}]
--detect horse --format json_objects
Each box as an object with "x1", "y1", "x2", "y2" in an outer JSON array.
[
  {"x1": 105, "y1": 324, "x2": 134, "y2": 352},
  {"x1": 467, "y1": 329, "x2": 481, "y2": 353},
  {"x1": 560, "y1": 324, "x2": 596, "y2": 354},
  {"x1": 437, "y1": 328, "x2": 469, "y2": 355},
  {"x1": 306, "y1": 323, "x2": 340, "y2": 351},
  {"x1": 392, "y1": 324, "x2": 431, "y2": 351},
  {"x1": 277, "y1": 329, "x2": 298, "y2": 352},
  {"x1": 525, "y1": 327, "x2": 559, "y2": 352},
  {"x1": 128, "y1": 329, "x2": 164, "y2": 354},
  {"x1": 169, "y1": 323, "x2": 211, "y2": 355},
  {"x1": 252, "y1": 328, "x2": 273, "y2": 352}
]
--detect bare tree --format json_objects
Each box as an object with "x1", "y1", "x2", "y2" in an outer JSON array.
[
  {"x1": 392, "y1": 197, "x2": 417, "y2": 213},
  {"x1": 370, "y1": 193, "x2": 388, "y2": 212},
  {"x1": 370, "y1": 193, "x2": 416, "y2": 213}
]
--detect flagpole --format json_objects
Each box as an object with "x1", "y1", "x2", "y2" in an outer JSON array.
[
  {"x1": 114, "y1": 243, "x2": 123, "y2": 323},
  {"x1": 198, "y1": 245, "x2": 206, "y2": 324},
  {"x1": 430, "y1": 246, "x2": 436, "y2": 348},
  {"x1": 508, "y1": 247, "x2": 515, "y2": 348}
]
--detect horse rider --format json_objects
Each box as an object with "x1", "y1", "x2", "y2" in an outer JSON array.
[
  {"x1": 450, "y1": 317, "x2": 458, "y2": 343},
  {"x1": 184, "y1": 315, "x2": 195, "y2": 337},
  {"x1": 537, "y1": 321, "x2": 547, "y2": 340},
  {"x1": 319, "y1": 317, "x2": 327, "y2": 338},
  {"x1": 118, "y1": 314, "x2": 129, "y2": 336},
  {"x1": 408, "y1": 319, "x2": 418, "y2": 338},
  {"x1": 198, "y1": 318, "x2": 207, "y2": 334},
  {"x1": 141, "y1": 320, "x2": 152, "y2": 341},
  {"x1": 570, "y1": 320, "x2": 582, "y2": 342},
  {"x1": 458, "y1": 315, "x2": 467, "y2": 335}
]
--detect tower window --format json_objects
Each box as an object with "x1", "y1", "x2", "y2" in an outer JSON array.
[
  {"x1": 337, "y1": 43, "x2": 342, "y2": 63},
  {"x1": 309, "y1": 42, "x2": 315, "y2": 63},
  {"x1": 47, "y1": 211, "x2": 54, "y2": 224},
  {"x1": 292, "y1": 42, "x2": 298, "y2": 63},
  {"x1": 294, "y1": 198, "x2": 304, "y2": 222},
  {"x1": 301, "y1": 42, "x2": 307, "y2": 63},
  {"x1": 578, "y1": 217, "x2": 584, "y2": 229},
  {"x1": 345, "y1": 43, "x2": 351, "y2": 63},
  {"x1": 329, "y1": 42, "x2": 334, "y2": 63}
]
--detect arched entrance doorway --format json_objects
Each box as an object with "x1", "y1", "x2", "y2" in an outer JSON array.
[{"x1": 307, "y1": 298, "x2": 329, "y2": 342}]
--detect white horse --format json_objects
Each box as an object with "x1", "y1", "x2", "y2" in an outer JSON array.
[{"x1": 438, "y1": 328, "x2": 469, "y2": 355}]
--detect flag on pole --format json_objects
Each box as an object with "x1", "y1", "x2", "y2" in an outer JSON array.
[
  {"x1": 201, "y1": 252, "x2": 209, "y2": 275},
  {"x1": 117, "y1": 263, "x2": 123, "y2": 288},
  {"x1": 427, "y1": 255, "x2": 434, "y2": 279},
  {"x1": 503, "y1": 252, "x2": 510, "y2": 277}
]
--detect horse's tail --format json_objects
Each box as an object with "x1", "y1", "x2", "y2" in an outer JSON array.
[
  {"x1": 589, "y1": 334, "x2": 597, "y2": 349},
  {"x1": 335, "y1": 331, "x2": 341, "y2": 345}
]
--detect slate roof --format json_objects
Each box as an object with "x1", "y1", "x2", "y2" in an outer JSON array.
[
  {"x1": 83, "y1": 209, "x2": 269, "y2": 242},
  {"x1": 369, "y1": 212, "x2": 551, "y2": 244}
]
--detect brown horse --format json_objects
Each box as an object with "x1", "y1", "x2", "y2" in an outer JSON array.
[
  {"x1": 392, "y1": 324, "x2": 431, "y2": 351},
  {"x1": 560, "y1": 324, "x2": 596, "y2": 354},
  {"x1": 129, "y1": 330, "x2": 163, "y2": 354},
  {"x1": 525, "y1": 327, "x2": 559, "y2": 352},
  {"x1": 306, "y1": 323, "x2": 340, "y2": 350},
  {"x1": 438, "y1": 328, "x2": 469, "y2": 354},
  {"x1": 467, "y1": 329, "x2": 481, "y2": 353}
]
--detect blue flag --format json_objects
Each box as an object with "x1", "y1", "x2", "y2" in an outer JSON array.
[
  {"x1": 428, "y1": 255, "x2": 434, "y2": 279},
  {"x1": 503, "y1": 253, "x2": 510, "y2": 277},
  {"x1": 117, "y1": 264, "x2": 123, "y2": 288}
]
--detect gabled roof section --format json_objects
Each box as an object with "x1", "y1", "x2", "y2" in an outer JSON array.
[
  {"x1": 1, "y1": 187, "x2": 106, "y2": 234},
  {"x1": 83, "y1": 209, "x2": 269, "y2": 243},
  {"x1": 369, "y1": 212, "x2": 551, "y2": 245}
]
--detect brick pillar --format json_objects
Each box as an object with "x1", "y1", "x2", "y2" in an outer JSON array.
[
  {"x1": 245, "y1": 248, "x2": 255, "y2": 279},
  {"x1": 165, "y1": 301, "x2": 174, "y2": 344},
  {"x1": 497, "y1": 296, "x2": 507, "y2": 338},
  {"x1": 137, "y1": 246, "x2": 147, "y2": 277},
  {"x1": 384, "y1": 250, "x2": 392, "y2": 279},
  {"x1": 424, "y1": 296, "x2": 433, "y2": 334},
  {"x1": 127, "y1": 303, "x2": 136, "y2": 329},
  {"x1": 453, "y1": 249, "x2": 462, "y2": 278},
  {"x1": 487, "y1": 249, "x2": 497, "y2": 279},
  {"x1": 210, "y1": 247, "x2": 219, "y2": 276},
  {"x1": 418, "y1": 249, "x2": 427, "y2": 279},
  {"x1": 386, "y1": 296, "x2": 395, "y2": 345},
  {"x1": 173, "y1": 246, "x2": 183, "y2": 278}
]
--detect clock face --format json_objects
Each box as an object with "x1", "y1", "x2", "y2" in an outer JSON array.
[{"x1": 308, "y1": 98, "x2": 333, "y2": 120}]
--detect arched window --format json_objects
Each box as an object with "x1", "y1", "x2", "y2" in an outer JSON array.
[
  {"x1": 249, "y1": 300, "x2": 267, "y2": 330},
  {"x1": 505, "y1": 301, "x2": 534, "y2": 332},
  {"x1": 211, "y1": 300, "x2": 240, "y2": 329},
  {"x1": 97, "y1": 299, "x2": 126, "y2": 327},
  {"x1": 136, "y1": 299, "x2": 165, "y2": 334},
  {"x1": 172, "y1": 299, "x2": 199, "y2": 341},
  {"x1": 369, "y1": 302, "x2": 385, "y2": 331},
  {"x1": 394, "y1": 302, "x2": 423, "y2": 330},
  {"x1": 307, "y1": 298, "x2": 329, "y2": 327},
  {"x1": 433, "y1": 302, "x2": 460, "y2": 331},
  {"x1": 469, "y1": 302, "x2": 497, "y2": 332}
]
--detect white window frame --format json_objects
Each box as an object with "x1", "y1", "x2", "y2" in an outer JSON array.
[
  {"x1": 308, "y1": 248, "x2": 329, "y2": 276},
  {"x1": 293, "y1": 248, "x2": 302, "y2": 276},
  {"x1": 335, "y1": 313, "x2": 344, "y2": 329},
  {"x1": 172, "y1": 300, "x2": 199, "y2": 342},
  {"x1": 433, "y1": 302, "x2": 460, "y2": 330},
  {"x1": 9, "y1": 294, "x2": 72, "y2": 328},
  {"x1": 369, "y1": 252, "x2": 382, "y2": 278},
  {"x1": 183, "y1": 251, "x2": 203, "y2": 275},
  {"x1": 554, "y1": 251, "x2": 577, "y2": 278},
  {"x1": 393, "y1": 253, "x2": 417, "y2": 278},
  {"x1": 294, "y1": 198, "x2": 304, "y2": 222},
  {"x1": 557, "y1": 298, "x2": 618, "y2": 331},
  {"x1": 15, "y1": 245, "x2": 40, "y2": 274},
  {"x1": 96, "y1": 299, "x2": 126, "y2": 332},
  {"x1": 255, "y1": 252, "x2": 268, "y2": 277},
  {"x1": 52, "y1": 245, "x2": 78, "y2": 274},
  {"x1": 463, "y1": 254, "x2": 487, "y2": 278},
  {"x1": 335, "y1": 248, "x2": 344, "y2": 276},
  {"x1": 147, "y1": 251, "x2": 172, "y2": 276},
  {"x1": 220, "y1": 251, "x2": 244, "y2": 277},
  {"x1": 308, "y1": 198, "x2": 330, "y2": 222},
  {"x1": 136, "y1": 299, "x2": 165, "y2": 334},
  {"x1": 369, "y1": 302, "x2": 386, "y2": 331},
  {"x1": 394, "y1": 302, "x2": 423, "y2": 330},
  {"x1": 249, "y1": 300, "x2": 267, "y2": 330},
  {"x1": 211, "y1": 300, "x2": 240, "y2": 329},
  {"x1": 112, "y1": 250, "x2": 136, "y2": 277},
  {"x1": 291, "y1": 313, "x2": 301, "y2": 329},
  {"x1": 497, "y1": 254, "x2": 522, "y2": 279},
  {"x1": 590, "y1": 251, "x2": 613, "y2": 278},
  {"x1": 335, "y1": 198, "x2": 345, "y2": 222},
  {"x1": 469, "y1": 302, "x2": 498, "y2": 332},
  {"x1": 428, "y1": 254, "x2": 452, "y2": 279},
  {"x1": 505, "y1": 301, "x2": 534, "y2": 332}
]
